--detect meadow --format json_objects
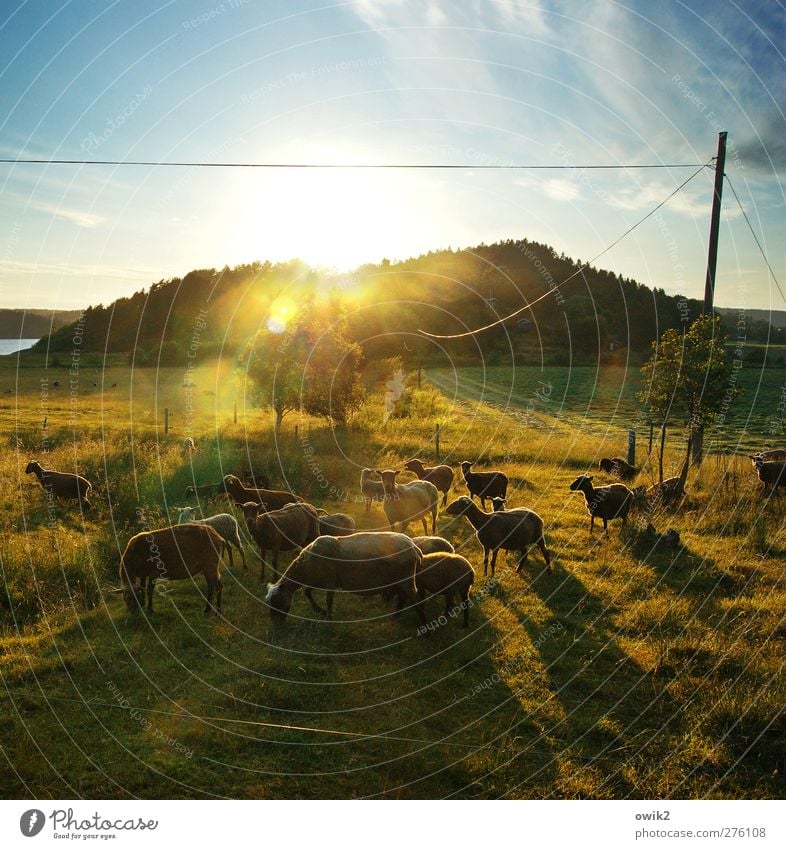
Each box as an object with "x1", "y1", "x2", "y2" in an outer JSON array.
[{"x1": 0, "y1": 352, "x2": 784, "y2": 799}]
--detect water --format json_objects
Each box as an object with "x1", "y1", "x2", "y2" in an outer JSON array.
[{"x1": 0, "y1": 338, "x2": 38, "y2": 355}]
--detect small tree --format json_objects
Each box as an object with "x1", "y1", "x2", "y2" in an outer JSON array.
[
  {"x1": 243, "y1": 296, "x2": 364, "y2": 431},
  {"x1": 638, "y1": 314, "x2": 735, "y2": 482}
]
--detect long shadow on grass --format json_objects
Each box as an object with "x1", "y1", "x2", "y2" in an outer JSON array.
[{"x1": 493, "y1": 556, "x2": 678, "y2": 798}]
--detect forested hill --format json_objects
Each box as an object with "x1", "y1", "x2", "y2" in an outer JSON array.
[
  {"x1": 31, "y1": 240, "x2": 773, "y2": 364},
  {"x1": 0, "y1": 308, "x2": 83, "y2": 339}
]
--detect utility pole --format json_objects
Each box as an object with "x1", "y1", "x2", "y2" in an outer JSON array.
[{"x1": 694, "y1": 131, "x2": 728, "y2": 466}]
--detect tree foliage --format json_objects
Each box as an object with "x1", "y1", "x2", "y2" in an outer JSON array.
[{"x1": 243, "y1": 296, "x2": 365, "y2": 429}]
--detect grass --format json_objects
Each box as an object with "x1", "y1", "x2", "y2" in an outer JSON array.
[{"x1": 0, "y1": 352, "x2": 784, "y2": 799}]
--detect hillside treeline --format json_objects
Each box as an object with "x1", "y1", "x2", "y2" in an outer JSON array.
[{"x1": 32, "y1": 239, "x2": 775, "y2": 365}]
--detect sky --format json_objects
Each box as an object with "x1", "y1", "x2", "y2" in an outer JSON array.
[{"x1": 0, "y1": 0, "x2": 783, "y2": 312}]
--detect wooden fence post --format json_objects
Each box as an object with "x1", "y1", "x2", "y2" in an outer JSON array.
[
  {"x1": 434, "y1": 423, "x2": 441, "y2": 461},
  {"x1": 164, "y1": 408, "x2": 169, "y2": 435},
  {"x1": 648, "y1": 422, "x2": 654, "y2": 455},
  {"x1": 627, "y1": 429, "x2": 636, "y2": 467},
  {"x1": 233, "y1": 400, "x2": 237, "y2": 425}
]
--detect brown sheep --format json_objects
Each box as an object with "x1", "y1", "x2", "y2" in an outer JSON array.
[
  {"x1": 417, "y1": 552, "x2": 475, "y2": 628},
  {"x1": 460, "y1": 461, "x2": 508, "y2": 509},
  {"x1": 243, "y1": 501, "x2": 320, "y2": 581},
  {"x1": 115, "y1": 524, "x2": 224, "y2": 614},
  {"x1": 316, "y1": 510, "x2": 357, "y2": 537},
  {"x1": 359, "y1": 468, "x2": 385, "y2": 512},
  {"x1": 598, "y1": 457, "x2": 637, "y2": 481},
  {"x1": 750, "y1": 457, "x2": 786, "y2": 493},
  {"x1": 403, "y1": 458, "x2": 454, "y2": 507},
  {"x1": 569, "y1": 475, "x2": 633, "y2": 534},
  {"x1": 376, "y1": 469, "x2": 439, "y2": 535},
  {"x1": 25, "y1": 460, "x2": 92, "y2": 510},
  {"x1": 222, "y1": 474, "x2": 301, "y2": 510}
]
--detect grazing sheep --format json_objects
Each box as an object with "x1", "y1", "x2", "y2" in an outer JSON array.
[
  {"x1": 222, "y1": 474, "x2": 301, "y2": 510},
  {"x1": 317, "y1": 511, "x2": 357, "y2": 537},
  {"x1": 243, "y1": 501, "x2": 320, "y2": 581},
  {"x1": 360, "y1": 468, "x2": 386, "y2": 512},
  {"x1": 646, "y1": 453, "x2": 690, "y2": 509},
  {"x1": 184, "y1": 481, "x2": 225, "y2": 502},
  {"x1": 175, "y1": 506, "x2": 246, "y2": 571},
  {"x1": 598, "y1": 457, "x2": 637, "y2": 481},
  {"x1": 115, "y1": 524, "x2": 224, "y2": 614},
  {"x1": 569, "y1": 475, "x2": 633, "y2": 534},
  {"x1": 417, "y1": 552, "x2": 475, "y2": 628},
  {"x1": 376, "y1": 469, "x2": 439, "y2": 535},
  {"x1": 445, "y1": 496, "x2": 549, "y2": 576},
  {"x1": 265, "y1": 531, "x2": 427, "y2": 626},
  {"x1": 750, "y1": 457, "x2": 786, "y2": 493},
  {"x1": 753, "y1": 448, "x2": 786, "y2": 462},
  {"x1": 411, "y1": 535, "x2": 455, "y2": 555},
  {"x1": 490, "y1": 496, "x2": 507, "y2": 512},
  {"x1": 403, "y1": 458, "x2": 454, "y2": 507},
  {"x1": 460, "y1": 461, "x2": 508, "y2": 510},
  {"x1": 182, "y1": 437, "x2": 196, "y2": 454},
  {"x1": 25, "y1": 460, "x2": 92, "y2": 510}
]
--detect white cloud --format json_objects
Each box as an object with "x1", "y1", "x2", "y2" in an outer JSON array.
[{"x1": 34, "y1": 204, "x2": 105, "y2": 229}]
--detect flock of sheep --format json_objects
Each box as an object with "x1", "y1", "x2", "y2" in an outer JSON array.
[{"x1": 22, "y1": 444, "x2": 785, "y2": 634}]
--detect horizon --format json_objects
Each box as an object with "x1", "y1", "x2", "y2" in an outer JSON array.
[{"x1": 1, "y1": 1, "x2": 783, "y2": 312}]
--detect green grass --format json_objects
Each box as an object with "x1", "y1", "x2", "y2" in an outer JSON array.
[{"x1": 0, "y1": 355, "x2": 784, "y2": 799}]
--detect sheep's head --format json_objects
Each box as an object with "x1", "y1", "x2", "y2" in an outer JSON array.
[
  {"x1": 265, "y1": 582, "x2": 293, "y2": 620},
  {"x1": 25, "y1": 461, "x2": 42, "y2": 475},
  {"x1": 490, "y1": 496, "x2": 507, "y2": 512},
  {"x1": 444, "y1": 496, "x2": 473, "y2": 517},
  {"x1": 177, "y1": 506, "x2": 197, "y2": 523},
  {"x1": 122, "y1": 584, "x2": 144, "y2": 612},
  {"x1": 598, "y1": 458, "x2": 614, "y2": 473},
  {"x1": 223, "y1": 474, "x2": 241, "y2": 491},
  {"x1": 569, "y1": 475, "x2": 593, "y2": 492},
  {"x1": 460, "y1": 461, "x2": 473, "y2": 474},
  {"x1": 376, "y1": 469, "x2": 400, "y2": 495},
  {"x1": 403, "y1": 459, "x2": 425, "y2": 474}
]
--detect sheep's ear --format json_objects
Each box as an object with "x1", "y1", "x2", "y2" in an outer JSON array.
[
  {"x1": 393, "y1": 470, "x2": 401, "y2": 477},
  {"x1": 374, "y1": 469, "x2": 384, "y2": 476},
  {"x1": 587, "y1": 475, "x2": 594, "y2": 481}
]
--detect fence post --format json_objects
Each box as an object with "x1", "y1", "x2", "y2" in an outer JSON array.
[
  {"x1": 164, "y1": 408, "x2": 169, "y2": 435},
  {"x1": 648, "y1": 422, "x2": 654, "y2": 455},
  {"x1": 434, "y1": 423, "x2": 441, "y2": 461},
  {"x1": 233, "y1": 400, "x2": 237, "y2": 425},
  {"x1": 627, "y1": 429, "x2": 636, "y2": 467},
  {"x1": 692, "y1": 427, "x2": 704, "y2": 466}
]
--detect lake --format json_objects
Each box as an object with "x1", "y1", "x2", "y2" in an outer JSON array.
[{"x1": 0, "y1": 338, "x2": 38, "y2": 355}]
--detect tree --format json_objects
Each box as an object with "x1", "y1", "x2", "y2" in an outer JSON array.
[
  {"x1": 243, "y1": 296, "x2": 365, "y2": 430},
  {"x1": 638, "y1": 314, "x2": 735, "y2": 482}
]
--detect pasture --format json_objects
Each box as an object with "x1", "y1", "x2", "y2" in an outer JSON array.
[{"x1": 0, "y1": 354, "x2": 784, "y2": 799}]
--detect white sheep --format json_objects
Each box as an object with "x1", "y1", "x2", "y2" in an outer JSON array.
[
  {"x1": 175, "y1": 506, "x2": 246, "y2": 571},
  {"x1": 376, "y1": 469, "x2": 439, "y2": 535}
]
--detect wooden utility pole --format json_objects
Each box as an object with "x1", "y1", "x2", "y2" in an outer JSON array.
[{"x1": 694, "y1": 131, "x2": 728, "y2": 466}]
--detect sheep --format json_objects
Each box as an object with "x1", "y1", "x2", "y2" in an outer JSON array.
[
  {"x1": 184, "y1": 481, "x2": 225, "y2": 502},
  {"x1": 182, "y1": 437, "x2": 196, "y2": 454},
  {"x1": 445, "y1": 496, "x2": 550, "y2": 576},
  {"x1": 114, "y1": 523, "x2": 224, "y2": 614},
  {"x1": 490, "y1": 496, "x2": 507, "y2": 512},
  {"x1": 750, "y1": 457, "x2": 786, "y2": 492},
  {"x1": 222, "y1": 474, "x2": 301, "y2": 510},
  {"x1": 645, "y1": 453, "x2": 690, "y2": 509},
  {"x1": 25, "y1": 460, "x2": 92, "y2": 510},
  {"x1": 403, "y1": 458, "x2": 454, "y2": 507},
  {"x1": 460, "y1": 460, "x2": 508, "y2": 510},
  {"x1": 316, "y1": 511, "x2": 357, "y2": 537},
  {"x1": 243, "y1": 501, "x2": 320, "y2": 581},
  {"x1": 264, "y1": 531, "x2": 427, "y2": 626},
  {"x1": 598, "y1": 457, "x2": 637, "y2": 481},
  {"x1": 175, "y1": 506, "x2": 246, "y2": 571},
  {"x1": 376, "y1": 469, "x2": 439, "y2": 535},
  {"x1": 417, "y1": 552, "x2": 475, "y2": 627},
  {"x1": 411, "y1": 535, "x2": 455, "y2": 555},
  {"x1": 568, "y1": 474, "x2": 633, "y2": 534},
  {"x1": 360, "y1": 468, "x2": 386, "y2": 512},
  {"x1": 752, "y1": 448, "x2": 786, "y2": 462},
  {"x1": 243, "y1": 468, "x2": 271, "y2": 489}
]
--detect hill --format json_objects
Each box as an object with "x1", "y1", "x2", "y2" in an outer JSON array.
[
  {"x1": 29, "y1": 240, "x2": 780, "y2": 365},
  {"x1": 0, "y1": 308, "x2": 83, "y2": 339}
]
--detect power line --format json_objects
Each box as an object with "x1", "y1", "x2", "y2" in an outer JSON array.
[
  {"x1": 723, "y1": 173, "x2": 786, "y2": 308},
  {"x1": 0, "y1": 157, "x2": 705, "y2": 170},
  {"x1": 418, "y1": 164, "x2": 710, "y2": 339}
]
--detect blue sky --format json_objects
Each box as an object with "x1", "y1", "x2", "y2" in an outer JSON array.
[{"x1": 0, "y1": 0, "x2": 783, "y2": 311}]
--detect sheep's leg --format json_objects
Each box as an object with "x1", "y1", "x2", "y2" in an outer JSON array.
[
  {"x1": 259, "y1": 549, "x2": 266, "y2": 583},
  {"x1": 460, "y1": 590, "x2": 470, "y2": 628},
  {"x1": 441, "y1": 490, "x2": 447, "y2": 508},
  {"x1": 204, "y1": 577, "x2": 214, "y2": 614},
  {"x1": 215, "y1": 577, "x2": 223, "y2": 613},
  {"x1": 304, "y1": 587, "x2": 327, "y2": 616},
  {"x1": 236, "y1": 540, "x2": 247, "y2": 571},
  {"x1": 421, "y1": 516, "x2": 429, "y2": 535},
  {"x1": 603, "y1": 517, "x2": 609, "y2": 535},
  {"x1": 392, "y1": 589, "x2": 405, "y2": 621},
  {"x1": 490, "y1": 548, "x2": 499, "y2": 576},
  {"x1": 325, "y1": 590, "x2": 334, "y2": 619},
  {"x1": 146, "y1": 577, "x2": 155, "y2": 613},
  {"x1": 225, "y1": 542, "x2": 234, "y2": 569},
  {"x1": 443, "y1": 591, "x2": 454, "y2": 618},
  {"x1": 515, "y1": 552, "x2": 528, "y2": 574},
  {"x1": 589, "y1": 516, "x2": 595, "y2": 535},
  {"x1": 483, "y1": 547, "x2": 489, "y2": 576},
  {"x1": 538, "y1": 536, "x2": 551, "y2": 568},
  {"x1": 431, "y1": 507, "x2": 437, "y2": 535}
]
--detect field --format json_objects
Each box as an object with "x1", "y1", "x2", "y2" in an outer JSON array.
[{"x1": 0, "y1": 353, "x2": 784, "y2": 799}]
